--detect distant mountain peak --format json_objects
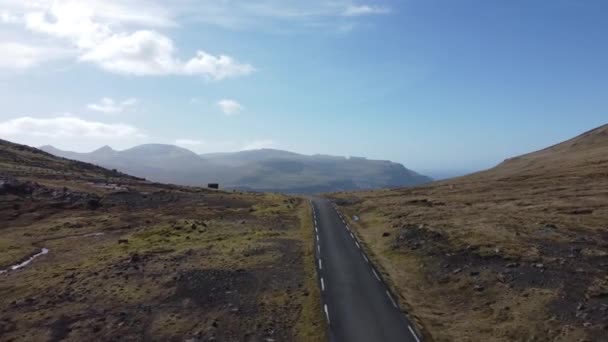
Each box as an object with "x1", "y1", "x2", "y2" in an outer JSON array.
[
  {"x1": 39, "y1": 145, "x2": 60, "y2": 151},
  {"x1": 92, "y1": 145, "x2": 115, "y2": 154}
]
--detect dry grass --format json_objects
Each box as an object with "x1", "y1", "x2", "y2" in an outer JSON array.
[
  {"x1": 330, "y1": 124, "x2": 608, "y2": 341},
  {"x1": 0, "y1": 139, "x2": 323, "y2": 341}
]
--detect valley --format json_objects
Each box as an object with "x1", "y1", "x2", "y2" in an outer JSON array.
[{"x1": 40, "y1": 145, "x2": 431, "y2": 194}]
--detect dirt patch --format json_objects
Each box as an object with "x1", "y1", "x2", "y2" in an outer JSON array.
[{"x1": 172, "y1": 269, "x2": 258, "y2": 310}]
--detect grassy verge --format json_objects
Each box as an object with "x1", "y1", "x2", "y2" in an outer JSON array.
[{"x1": 294, "y1": 199, "x2": 326, "y2": 342}]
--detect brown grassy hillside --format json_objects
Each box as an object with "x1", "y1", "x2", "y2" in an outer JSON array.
[
  {"x1": 330, "y1": 124, "x2": 608, "y2": 341},
  {"x1": 0, "y1": 139, "x2": 324, "y2": 341}
]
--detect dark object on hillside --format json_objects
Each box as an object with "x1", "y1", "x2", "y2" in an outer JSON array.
[{"x1": 208, "y1": 183, "x2": 219, "y2": 190}]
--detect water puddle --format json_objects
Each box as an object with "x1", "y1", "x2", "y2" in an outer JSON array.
[{"x1": 0, "y1": 248, "x2": 49, "y2": 275}]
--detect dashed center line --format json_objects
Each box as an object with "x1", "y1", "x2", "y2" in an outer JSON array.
[{"x1": 408, "y1": 325, "x2": 421, "y2": 342}]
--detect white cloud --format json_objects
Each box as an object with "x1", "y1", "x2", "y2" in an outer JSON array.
[
  {"x1": 241, "y1": 139, "x2": 275, "y2": 150},
  {"x1": 0, "y1": 42, "x2": 72, "y2": 69},
  {"x1": 87, "y1": 97, "x2": 138, "y2": 114},
  {"x1": 217, "y1": 99, "x2": 244, "y2": 116},
  {"x1": 182, "y1": 1, "x2": 391, "y2": 29},
  {"x1": 2, "y1": 0, "x2": 254, "y2": 78},
  {"x1": 343, "y1": 5, "x2": 390, "y2": 17},
  {"x1": 0, "y1": 115, "x2": 144, "y2": 138},
  {"x1": 184, "y1": 51, "x2": 255, "y2": 79},
  {"x1": 1, "y1": 10, "x2": 20, "y2": 23},
  {"x1": 78, "y1": 30, "x2": 254, "y2": 78}
]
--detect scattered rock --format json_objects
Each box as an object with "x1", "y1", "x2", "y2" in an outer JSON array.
[
  {"x1": 129, "y1": 253, "x2": 140, "y2": 263},
  {"x1": 571, "y1": 209, "x2": 594, "y2": 215},
  {"x1": 496, "y1": 273, "x2": 506, "y2": 283},
  {"x1": 382, "y1": 232, "x2": 390, "y2": 237}
]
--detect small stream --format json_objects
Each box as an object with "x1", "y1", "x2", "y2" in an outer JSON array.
[{"x1": 0, "y1": 248, "x2": 49, "y2": 275}]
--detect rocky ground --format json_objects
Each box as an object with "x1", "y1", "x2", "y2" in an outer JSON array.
[
  {"x1": 0, "y1": 139, "x2": 324, "y2": 342},
  {"x1": 329, "y1": 125, "x2": 608, "y2": 341}
]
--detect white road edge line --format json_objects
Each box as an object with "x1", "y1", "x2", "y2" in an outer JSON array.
[
  {"x1": 355, "y1": 241, "x2": 361, "y2": 249},
  {"x1": 373, "y1": 269, "x2": 381, "y2": 282},
  {"x1": 318, "y1": 259, "x2": 322, "y2": 270},
  {"x1": 315, "y1": 227, "x2": 318, "y2": 233},
  {"x1": 386, "y1": 290, "x2": 398, "y2": 308},
  {"x1": 324, "y1": 304, "x2": 331, "y2": 325},
  {"x1": 363, "y1": 254, "x2": 369, "y2": 263},
  {"x1": 321, "y1": 277, "x2": 325, "y2": 291},
  {"x1": 408, "y1": 325, "x2": 421, "y2": 342},
  {"x1": 350, "y1": 232, "x2": 355, "y2": 239},
  {"x1": 316, "y1": 235, "x2": 319, "y2": 242},
  {"x1": 317, "y1": 245, "x2": 321, "y2": 254}
]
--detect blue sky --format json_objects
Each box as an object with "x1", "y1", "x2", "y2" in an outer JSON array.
[{"x1": 0, "y1": 0, "x2": 606, "y2": 177}]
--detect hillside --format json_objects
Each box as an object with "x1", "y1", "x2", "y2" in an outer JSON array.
[
  {"x1": 40, "y1": 145, "x2": 431, "y2": 193},
  {"x1": 0, "y1": 139, "x2": 324, "y2": 341},
  {"x1": 329, "y1": 124, "x2": 608, "y2": 341}
]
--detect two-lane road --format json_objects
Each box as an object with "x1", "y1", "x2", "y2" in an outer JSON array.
[{"x1": 310, "y1": 198, "x2": 421, "y2": 342}]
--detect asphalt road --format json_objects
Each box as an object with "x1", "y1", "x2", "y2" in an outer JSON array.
[{"x1": 310, "y1": 198, "x2": 421, "y2": 342}]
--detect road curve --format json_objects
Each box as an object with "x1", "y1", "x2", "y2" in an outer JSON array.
[{"x1": 310, "y1": 198, "x2": 421, "y2": 342}]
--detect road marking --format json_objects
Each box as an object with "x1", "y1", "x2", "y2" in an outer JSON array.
[
  {"x1": 345, "y1": 225, "x2": 350, "y2": 231},
  {"x1": 373, "y1": 269, "x2": 381, "y2": 282},
  {"x1": 315, "y1": 227, "x2": 318, "y2": 233},
  {"x1": 350, "y1": 232, "x2": 355, "y2": 239},
  {"x1": 355, "y1": 241, "x2": 360, "y2": 249},
  {"x1": 314, "y1": 219, "x2": 317, "y2": 226},
  {"x1": 321, "y1": 277, "x2": 325, "y2": 291},
  {"x1": 316, "y1": 234, "x2": 319, "y2": 242},
  {"x1": 324, "y1": 304, "x2": 331, "y2": 325},
  {"x1": 408, "y1": 325, "x2": 421, "y2": 342},
  {"x1": 318, "y1": 259, "x2": 322, "y2": 270},
  {"x1": 362, "y1": 254, "x2": 369, "y2": 263},
  {"x1": 386, "y1": 290, "x2": 398, "y2": 308},
  {"x1": 317, "y1": 245, "x2": 321, "y2": 254}
]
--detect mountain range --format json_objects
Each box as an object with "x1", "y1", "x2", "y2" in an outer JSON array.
[{"x1": 39, "y1": 145, "x2": 432, "y2": 193}]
